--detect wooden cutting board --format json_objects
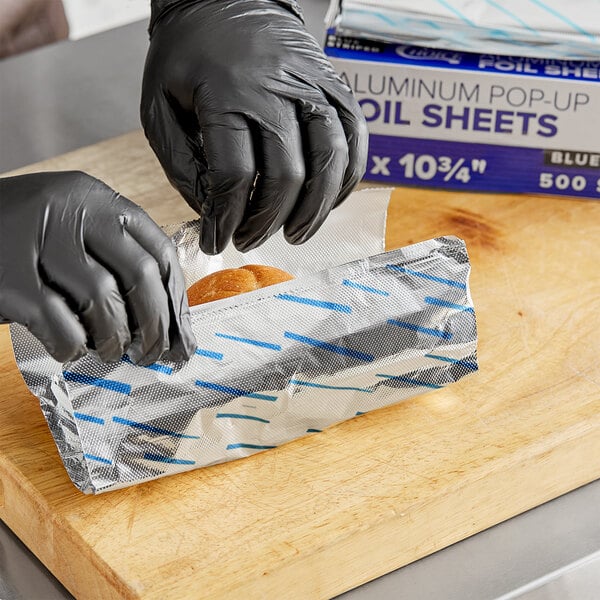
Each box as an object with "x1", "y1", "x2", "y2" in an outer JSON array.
[{"x1": 1, "y1": 131, "x2": 599, "y2": 600}]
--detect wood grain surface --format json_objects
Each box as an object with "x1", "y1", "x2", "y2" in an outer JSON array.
[{"x1": 1, "y1": 130, "x2": 599, "y2": 599}]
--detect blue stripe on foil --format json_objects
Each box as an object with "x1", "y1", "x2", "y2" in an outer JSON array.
[
  {"x1": 284, "y1": 331, "x2": 375, "y2": 362},
  {"x1": 342, "y1": 279, "x2": 390, "y2": 296},
  {"x1": 425, "y1": 353, "x2": 478, "y2": 371},
  {"x1": 424, "y1": 296, "x2": 474, "y2": 313},
  {"x1": 84, "y1": 453, "x2": 112, "y2": 465},
  {"x1": 489, "y1": 28, "x2": 513, "y2": 40},
  {"x1": 307, "y1": 428, "x2": 323, "y2": 433},
  {"x1": 345, "y1": 7, "x2": 398, "y2": 26},
  {"x1": 289, "y1": 378, "x2": 373, "y2": 393},
  {"x1": 143, "y1": 453, "x2": 196, "y2": 465},
  {"x1": 424, "y1": 19, "x2": 442, "y2": 30},
  {"x1": 245, "y1": 392, "x2": 279, "y2": 401},
  {"x1": 215, "y1": 332, "x2": 281, "y2": 351},
  {"x1": 387, "y1": 319, "x2": 452, "y2": 339},
  {"x1": 484, "y1": 0, "x2": 539, "y2": 34},
  {"x1": 386, "y1": 265, "x2": 466, "y2": 290},
  {"x1": 226, "y1": 443, "x2": 277, "y2": 450},
  {"x1": 435, "y1": 0, "x2": 476, "y2": 26},
  {"x1": 195, "y1": 347, "x2": 224, "y2": 360},
  {"x1": 528, "y1": 0, "x2": 594, "y2": 41},
  {"x1": 63, "y1": 371, "x2": 131, "y2": 395},
  {"x1": 195, "y1": 379, "x2": 278, "y2": 402},
  {"x1": 144, "y1": 363, "x2": 173, "y2": 375},
  {"x1": 216, "y1": 413, "x2": 270, "y2": 424},
  {"x1": 276, "y1": 293, "x2": 352, "y2": 314},
  {"x1": 112, "y1": 416, "x2": 200, "y2": 439},
  {"x1": 121, "y1": 355, "x2": 173, "y2": 374},
  {"x1": 73, "y1": 412, "x2": 105, "y2": 425},
  {"x1": 376, "y1": 373, "x2": 443, "y2": 389}
]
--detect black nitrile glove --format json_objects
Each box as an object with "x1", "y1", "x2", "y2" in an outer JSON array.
[
  {"x1": 0, "y1": 172, "x2": 196, "y2": 365},
  {"x1": 141, "y1": 0, "x2": 368, "y2": 255}
]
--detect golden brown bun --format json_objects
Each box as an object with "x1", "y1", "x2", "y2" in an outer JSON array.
[{"x1": 187, "y1": 264, "x2": 294, "y2": 306}]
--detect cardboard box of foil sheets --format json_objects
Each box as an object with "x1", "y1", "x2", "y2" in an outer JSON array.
[{"x1": 325, "y1": 30, "x2": 600, "y2": 199}]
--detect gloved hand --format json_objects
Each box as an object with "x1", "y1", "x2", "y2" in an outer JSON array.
[
  {"x1": 141, "y1": 0, "x2": 368, "y2": 255},
  {"x1": 0, "y1": 171, "x2": 196, "y2": 365}
]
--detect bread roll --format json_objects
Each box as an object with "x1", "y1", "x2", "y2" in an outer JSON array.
[{"x1": 187, "y1": 264, "x2": 294, "y2": 306}]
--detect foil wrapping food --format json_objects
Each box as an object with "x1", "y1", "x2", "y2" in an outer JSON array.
[{"x1": 10, "y1": 189, "x2": 478, "y2": 493}]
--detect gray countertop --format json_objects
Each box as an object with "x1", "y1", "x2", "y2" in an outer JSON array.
[{"x1": 1, "y1": 3, "x2": 599, "y2": 599}]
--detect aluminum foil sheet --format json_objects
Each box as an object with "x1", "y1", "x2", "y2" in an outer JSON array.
[
  {"x1": 10, "y1": 189, "x2": 478, "y2": 494},
  {"x1": 328, "y1": 0, "x2": 600, "y2": 60}
]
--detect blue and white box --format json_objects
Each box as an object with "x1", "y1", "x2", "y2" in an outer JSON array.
[{"x1": 325, "y1": 31, "x2": 600, "y2": 199}]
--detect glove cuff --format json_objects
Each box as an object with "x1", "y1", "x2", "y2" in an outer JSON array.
[{"x1": 149, "y1": 0, "x2": 304, "y2": 36}]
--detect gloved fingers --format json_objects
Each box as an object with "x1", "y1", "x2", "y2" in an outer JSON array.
[
  {"x1": 232, "y1": 106, "x2": 304, "y2": 252},
  {"x1": 319, "y1": 80, "x2": 369, "y2": 206},
  {"x1": 118, "y1": 205, "x2": 196, "y2": 363},
  {"x1": 3, "y1": 290, "x2": 87, "y2": 364},
  {"x1": 141, "y1": 89, "x2": 205, "y2": 214},
  {"x1": 193, "y1": 108, "x2": 256, "y2": 254},
  {"x1": 284, "y1": 101, "x2": 348, "y2": 245},
  {"x1": 40, "y1": 250, "x2": 131, "y2": 363},
  {"x1": 84, "y1": 220, "x2": 172, "y2": 366}
]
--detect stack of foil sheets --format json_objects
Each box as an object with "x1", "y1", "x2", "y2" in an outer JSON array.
[{"x1": 327, "y1": 0, "x2": 600, "y2": 59}]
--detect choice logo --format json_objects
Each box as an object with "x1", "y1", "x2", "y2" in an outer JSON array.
[{"x1": 395, "y1": 45, "x2": 462, "y2": 65}]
